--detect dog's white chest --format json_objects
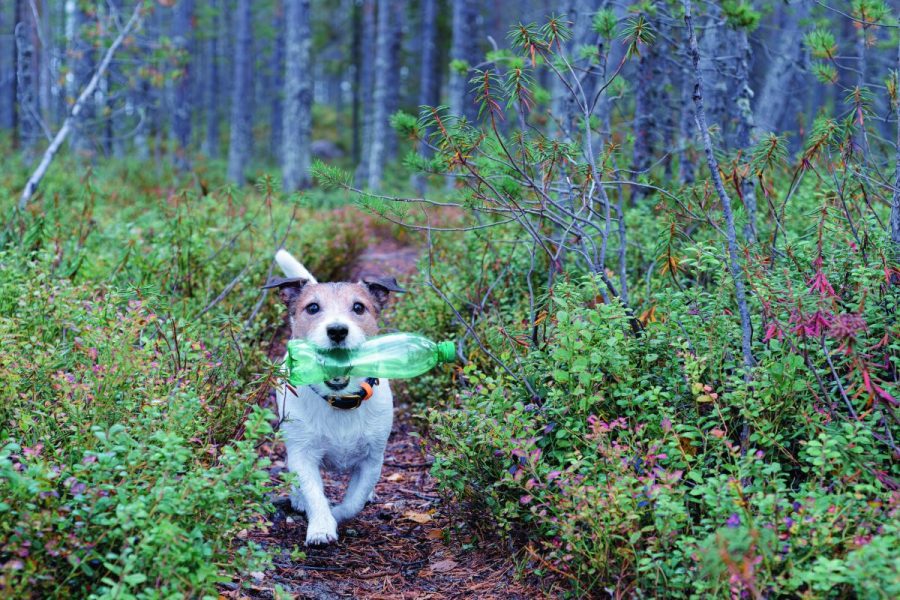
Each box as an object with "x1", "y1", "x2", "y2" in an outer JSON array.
[{"x1": 278, "y1": 382, "x2": 394, "y2": 471}]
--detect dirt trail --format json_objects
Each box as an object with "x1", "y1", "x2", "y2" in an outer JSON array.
[{"x1": 236, "y1": 232, "x2": 543, "y2": 599}]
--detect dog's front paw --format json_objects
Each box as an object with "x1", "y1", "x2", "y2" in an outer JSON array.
[{"x1": 305, "y1": 515, "x2": 338, "y2": 546}]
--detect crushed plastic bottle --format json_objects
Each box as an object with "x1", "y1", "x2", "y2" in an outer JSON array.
[{"x1": 285, "y1": 333, "x2": 456, "y2": 385}]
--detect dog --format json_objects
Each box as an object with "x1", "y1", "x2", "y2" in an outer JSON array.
[{"x1": 263, "y1": 249, "x2": 405, "y2": 545}]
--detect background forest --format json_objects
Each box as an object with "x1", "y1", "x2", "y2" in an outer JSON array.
[{"x1": 2, "y1": 0, "x2": 900, "y2": 598}]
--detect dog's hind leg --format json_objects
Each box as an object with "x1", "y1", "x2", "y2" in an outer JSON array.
[
  {"x1": 287, "y1": 451, "x2": 338, "y2": 545},
  {"x1": 331, "y1": 454, "x2": 384, "y2": 523}
]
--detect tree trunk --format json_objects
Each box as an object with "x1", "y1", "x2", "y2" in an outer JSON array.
[
  {"x1": 753, "y1": 0, "x2": 809, "y2": 136},
  {"x1": 354, "y1": 0, "x2": 376, "y2": 185},
  {"x1": 202, "y1": 0, "x2": 221, "y2": 158},
  {"x1": 678, "y1": 68, "x2": 695, "y2": 185},
  {"x1": 383, "y1": 0, "x2": 406, "y2": 161},
  {"x1": 282, "y1": 0, "x2": 312, "y2": 192},
  {"x1": 630, "y1": 15, "x2": 659, "y2": 202},
  {"x1": 0, "y1": 3, "x2": 14, "y2": 130},
  {"x1": 734, "y1": 28, "x2": 756, "y2": 243},
  {"x1": 270, "y1": 0, "x2": 286, "y2": 162},
  {"x1": 173, "y1": 0, "x2": 194, "y2": 170},
  {"x1": 412, "y1": 0, "x2": 439, "y2": 193},
  {"x1": 15, "y1": 17, "x2": 37, "y2": 158},
  {"x1": 366, "y1": 0, "x2": 400, "y2": 191},
  {"x1": 448, "y1": 0, "x2": 477, "y2": 121},
  {"x1": 890, "y1": 37, "x2": 900, "y2": 262},
  {"x1": 227, "y1": 0, "x2": 253, "y2": 184},
  {"x1": 683, "y1": 0, "x2": 754, "y2": 376},
  {"x1": 697, "y1": 4, "x2": 729, "y2": 142},
  {"x1": 66, "y1": 1, "x2": 94, "y2": 156}
]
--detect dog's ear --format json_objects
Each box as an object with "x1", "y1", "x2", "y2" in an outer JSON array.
[
  {"x1": 262, "y1": 276, "x2": 309, "y2": 306},
  {"x1": 362, "y1": 276, "x2": 406, "y2": 309}
]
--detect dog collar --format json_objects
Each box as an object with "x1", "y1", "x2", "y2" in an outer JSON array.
[{"x1": 320, "y1": 377, "x2": 379, "y2": 410}]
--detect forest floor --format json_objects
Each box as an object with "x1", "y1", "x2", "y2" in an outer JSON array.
[{"x1": 228, "y1": 230, "x2": 545, "y2": 599}]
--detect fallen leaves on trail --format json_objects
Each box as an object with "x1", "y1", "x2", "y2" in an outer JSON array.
[
  {"x1": 403, "y1": 510, "x2": 433, "y2": 524},
  {"x1": 429, "y1": 559, "x2": 458, "y2": 573}
]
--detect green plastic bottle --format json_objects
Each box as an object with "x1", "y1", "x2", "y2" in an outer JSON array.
[{"x1": 284, "y1": 333, "x2": 456, "y2": 385}]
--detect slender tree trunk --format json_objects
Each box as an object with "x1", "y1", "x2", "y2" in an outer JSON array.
[
  {"x1": 173, "y1": 0, "x2": 194, "y2": 170},
  {"x1": 366, "y1": 0, "x2": 399, "y2": 191},
  {"x1": 270, "y1": 0, "x2": 285, "y2": 161},
  {"x1": 282, "y1": 0, "x2": 312, "y2": 192},
  {"x1": 678, "y1": 66, "x2": 695, "y2": 185},
  {"x1": 683, "y1": 0, "x2": 754, "y2": 376},
  {"x1": 202, "y1": 0, "x2": 221, "y2": 158},
  {"x1": 354, "y1": 0, "x2": 376, "y2": 184},
  {"x1": 630, "y1": 26, "x2": 658, "y2": 202},
  {"x1": 734, "y1": 28, "x2": 756, "y2": 243},
  {"x1": 890, "y1": 37, "x2": 900, "y2": 261},
  {"x1": 227, "y1": 0, "x2": 253, "y2": 184},
  {"x1": 412, "y1": 0, "x2": 439, "y2": 193}
]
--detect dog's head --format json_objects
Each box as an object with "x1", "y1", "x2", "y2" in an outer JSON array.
[
  {"x1": 263, "y1": 276, "x2": 405, "y2": 349},
  {"x1": 264, "y1": 264, "x2": 405, "y2": 393}
]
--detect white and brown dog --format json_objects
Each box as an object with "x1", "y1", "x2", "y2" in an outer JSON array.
[{"x1": 263, "y1": 249, "x2": 404, "y2": 545}]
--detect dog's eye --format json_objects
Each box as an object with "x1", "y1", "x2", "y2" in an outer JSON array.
[
  {"x1": 305, "y1": 303, "x2": 320, "y2": 315},
  {"x1": 352, "y1": 302, "x2": 366, "y2": 315}
]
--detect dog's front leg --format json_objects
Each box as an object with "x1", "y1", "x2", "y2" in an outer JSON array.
[
  {"x1": 287, "y1": 452, "x2": 338, "y2": 545},
  {"x1": 331, "y1": 453, "x2": 384, "y2": 523}
]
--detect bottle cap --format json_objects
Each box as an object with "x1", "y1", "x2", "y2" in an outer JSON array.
[{"x1": 436, "y1": 341, "x2": 456, "y2": 364}]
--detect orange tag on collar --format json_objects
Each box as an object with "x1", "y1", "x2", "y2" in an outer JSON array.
[{"x1": 359, "y1": 381, "x2": 374, "y2": 401}]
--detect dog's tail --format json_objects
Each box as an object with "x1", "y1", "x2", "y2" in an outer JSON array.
[{"x1": 275, "y1": 249, "x2": 318, "y2": 284}]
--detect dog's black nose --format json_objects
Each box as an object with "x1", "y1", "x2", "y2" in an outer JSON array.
[{"x1": 326, "y1": 324, "x2": 349, "y2": 343}]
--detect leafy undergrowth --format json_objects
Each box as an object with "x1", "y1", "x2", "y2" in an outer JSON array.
[
  {"x1": 0, "y1": 160, "x2": 375, "y2": 597},
  {"x1": 386, "y1": 179, "x2": 900, "y2": 598}
]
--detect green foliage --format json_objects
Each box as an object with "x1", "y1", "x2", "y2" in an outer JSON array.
[
  {"x1": 721, "y1": 0, "x2": 761, "y2": 30},
  {"x1": 449, "y1": 59, "x2": 470, "y2": 76},
  {"x1": 389, "y1": 12, "x2": 900, "y2": 597},
  {"x1": 621, "y1": 16, "x2": 656, "y2": 58},
  {"x1": 805, "y1": 28, "x2": 837, "y2": 59},
  {"x1": 0, "y1": 160, "x2": 371, "y2": 597},
  {"x1": 591, "y1": 9, "x2": 618, "y2": 39}
]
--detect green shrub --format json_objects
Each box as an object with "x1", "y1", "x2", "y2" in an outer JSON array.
[
  {"x1": 0, "y1": 164, "x2": 372, "y2": 596},
  {"x1": 425, "y1": 274, "x2": 900, "y2": 597}
]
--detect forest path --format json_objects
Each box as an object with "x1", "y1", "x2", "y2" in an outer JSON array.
[{"x1": 241, "y1": 225, "x2": 542, "y2": 599}]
